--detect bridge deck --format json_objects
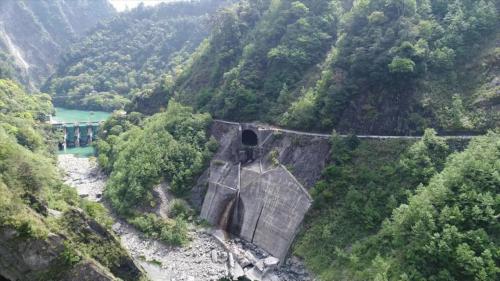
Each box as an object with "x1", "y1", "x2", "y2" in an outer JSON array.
[{"x1": 50, "y1": 121, "x2": 103, "y2": 126}]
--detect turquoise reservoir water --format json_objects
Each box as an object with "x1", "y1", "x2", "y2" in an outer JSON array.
[
  {"x1": 52, "y1": 107, "x2": 111, "y2": 123},
  {"x1": 57, "y1": 146, "x2": 96, "y2": 157},
  {"x1": 53, "y1": 107, "x2": 111, "y2": 157}
]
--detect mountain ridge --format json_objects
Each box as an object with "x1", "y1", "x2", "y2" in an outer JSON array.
[
  {"x1": 0, "y1": 0, "x2": 116, "y2": 89},
  {"x1": 42, "y1": 0, "x2": 232, "y2": 111}
]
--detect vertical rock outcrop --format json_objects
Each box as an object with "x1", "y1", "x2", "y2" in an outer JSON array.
[
  {"x1": 0, "y1": 230, "x2": 64, "y2": 281},
  {"x1": 0, "y1": 208, "x2": 145, "y2": 281},
  {"x1": 0, "y1": 227, "x2": 118, "y2": 281}
]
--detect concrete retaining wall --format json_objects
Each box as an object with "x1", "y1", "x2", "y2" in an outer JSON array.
[{"x1": 199, "y1": 121, "x2": 329, "y2": 263}]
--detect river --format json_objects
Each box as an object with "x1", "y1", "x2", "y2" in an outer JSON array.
[{"x1": 52, "y1": 107, "x2": 111, "y2": 124}]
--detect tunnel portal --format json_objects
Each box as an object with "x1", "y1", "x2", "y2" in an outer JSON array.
[{"x1": 242, "y1": 129, "x2": 258, "y2": 146}]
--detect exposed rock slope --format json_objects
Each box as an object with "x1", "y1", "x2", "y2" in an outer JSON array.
[{"x1": 0, "y1": 0, "x2": 115, "y2": 88}]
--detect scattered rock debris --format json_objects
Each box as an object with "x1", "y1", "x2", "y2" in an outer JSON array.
[{"x1": 58, "y1": 154, "x2": 313, "y2": 281}]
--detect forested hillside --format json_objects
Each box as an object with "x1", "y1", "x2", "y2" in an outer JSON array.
[
  {"x1": 43, "y1": 0, "x2": 231, "y2": 112},
  {"x1": 0, "y1": 78, "x2": 145, "y2": 280},
  {"x1": 0, "y1": 0, "x2": 115, "y2": 89},
  {"x1": 0, "y1": 1, "x2": 497, "y2": 280},
  {"x1": 295, "y1": 131, "x2": 499, "y2": 280},
  {"x1": 169, "y1": 0, "x2": 498, "y2": 135},
  {"x1": 0, "y1": 52, "x2": 28, "y2": 87}
]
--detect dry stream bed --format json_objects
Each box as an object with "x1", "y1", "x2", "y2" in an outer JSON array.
[{"x1": 57, "y1": 154, "x2": 312, "y2": 281}]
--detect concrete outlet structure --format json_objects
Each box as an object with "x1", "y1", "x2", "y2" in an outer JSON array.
[
  {"x1": 200, "y1": 122, "x2": 321, "y2": 263},
  {"x1": 52, "y1": 121, "x2": 102, "y2": 150}
]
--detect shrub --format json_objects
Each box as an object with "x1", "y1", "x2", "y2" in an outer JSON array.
[
  {"x1": 168, "y1": 199, "x2": 194, "y2": 219},
  {"x1": 61, "y1": 242, "x2": 82, "y2": 266},
  {"x1": 81, "y1": 200, "x2": 113, "y2": 228},
  {"x1": 270, "y1": 149, "x2": 280, "y2": 166},
  {"x1": 128, "y1": 213, "x2": 189, "y2": 246}
]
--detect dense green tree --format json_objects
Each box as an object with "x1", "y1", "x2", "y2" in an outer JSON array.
[
  {"x1": 349, "y1": 132, "x2": 499, "y2": 281},
  {"x1": 174, "y1": 0, "x2": 339, "y2": 122},
  {"x1": 168, "y1": 0, "x2": 498, "y2": 135},
  {"x1": 103, "y1": 101, "x2": 215, "y2": 214},
  {"x1": 44, "y1": 0, "x2": 227, "y2": 111},
  {"x1": 400, "y1": 128, "x2": 449, "y2": 185},
  {"x1": 295, "y1": 129, "x2": 457, "y2": 280}
]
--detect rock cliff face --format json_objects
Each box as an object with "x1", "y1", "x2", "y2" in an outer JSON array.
[
  {"x1": 0, "y1": 208, "x2": 145, "y2": 281},
  {"x1": 0, "y1": 0, "x2": 115, "y2": 89},
  {"x1": 0, "y1": 229, "x2": 65, "y2": 281},
  {"x1": 61, "y1": 209, "x2": 145, "y2": 281},
  {"x1": 0, "y1": 227, "x2": 117, "y2": 281}
]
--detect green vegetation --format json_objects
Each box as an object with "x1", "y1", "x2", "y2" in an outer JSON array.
[
  {"x1": 0, "y1": 79, "x2": 62, "y2": 239},
  {"x1": 309, "y1": 0, "x2": 498, "y2": 134},
  {"x1": 174, "y1": 0, "x2": 338, "y2": 122},
  {"x1": 167, "y1": 0, "x2": 498, "y2": 135},
  {"x1": 295, "y1": 130, "x2": 499, "y2": 280},
  {"x1": 357, "y1": 132, "x2": 498, "y2": 281},
  {"x1": 100, "y1": 101, "x2": 215, "y2": 212},
  {"x1": 96, "y1": 101, "x2": 216, "y2": 245},
  {"x1": 168, "y1": 198, "x2": 195, "y2": 219},
  {"x1": 1, "y1": 1, "x2": 497, "y2": 280},
  {"x1": 33, "y1": 0, "x2": 498, "y2": 134},
  {"x1": 0, "y1": 78, "x2": 143, "y2": 280},
  {"x1": 128, "y1": 214, "x2": 189, "y2": 246},
  {"x1": 296, "y1": 134, "x2": 419, "y2": 278},
  {"x1": 43, "y1": 0, "x2": 227, "y2": 111},
  {"x1": 0, "y1": 52, "x2": 28, "y2": 86}
]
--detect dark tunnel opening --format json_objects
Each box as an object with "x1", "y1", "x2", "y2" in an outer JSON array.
[{"x1": 242, "y1": 130, "x2": 258, "y2": 146}]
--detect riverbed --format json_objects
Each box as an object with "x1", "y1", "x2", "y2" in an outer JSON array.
[
  {"x1": 57, "y1": 154, "x2": 230, "y2": 280},
  {"x1": 57, "y1": 154, "x2": 313, "y2": 281}
]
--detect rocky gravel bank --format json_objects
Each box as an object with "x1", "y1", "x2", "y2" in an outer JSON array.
[{"x1": 57, "y1": 154, "x2": 313, "y2": 281}]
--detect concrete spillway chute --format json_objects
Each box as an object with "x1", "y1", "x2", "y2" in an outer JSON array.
[{"x1": 201, "y1": 123, "x2": 315, "y2": 264}]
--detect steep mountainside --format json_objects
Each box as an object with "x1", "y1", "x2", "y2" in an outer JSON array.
[
  {"x1": 43, "y1": 0, "x2": 231, "y2": 112},
  {"x1": 0, "y1": 0, "x2": 115, "y2": 89},
  {"x1": 0, "y1": 79, "x2": 145, "y2": 281},
  {"x1": 169, "y1": 0, "x2": 498, "y2": 135},
  {"x1": 0, "y1": 51, "x2": 28, "y2": 86},
  {"x1": 294, "y1": 131, "x2": 499, "y2": 280}
]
